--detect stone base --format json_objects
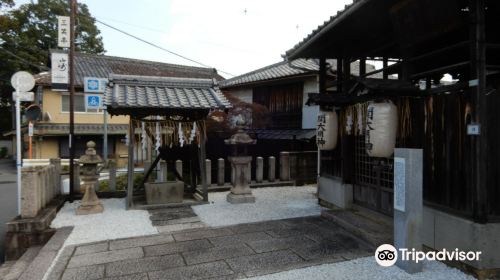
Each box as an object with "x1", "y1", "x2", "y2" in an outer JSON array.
[
  {"x1": 226, "y1": 193, "x2": 256, "y2": 204},
  {"x1": 76, "y1": 203, "x2": 104, "y2": 215}
]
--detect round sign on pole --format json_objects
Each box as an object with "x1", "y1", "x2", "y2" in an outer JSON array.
[{"x1": 11, "y1": 71, "x2": 35, "y2": 92}]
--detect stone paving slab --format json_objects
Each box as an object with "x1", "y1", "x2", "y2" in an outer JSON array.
[
  {"x1": 52, "y1": 216, "x2": 372, "y2": 280},
  {"x1": 147, "y1": 260, "x2": 234, "y2": 280},
  {"x1": 225, "y1": 249, "x2": 304, "y2": 274},
  {"x1": 67, "y1": 247, "x2": 144, "y2": 268},
  {"x1": 105, "y1": 254, "x2": 185, "y2": 277},
  {"x1": 172, "y1": 228, "x2": 234, "y2": 242},
  {"x1": 62, "y1": 264, "x2": 105, "y2": 280},
  {"x1": 144, "y1": 239, "x2": 213, "y2": 257},
  {"x1": 74, "y1": 242, "x2": 109, "y2": 256},
  {"x1": 182, "y1": 244, "x2": 255, "y2": 265},
  {"x1": 246, "y1": 235, "x2": 317, "y2": 253},
  {"x1": 208, "y1": 231, "x2": 273, "y2": 247},
  {"x1": 109, "y1": 234, "x2": 174, "y2": 250},
  {"x1": 156, "y1": 221, "x2": 206, "y2": 233}
]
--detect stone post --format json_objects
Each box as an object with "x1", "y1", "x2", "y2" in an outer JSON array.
[
  {"x1": 280, "y1": 152, "x2": 290, "y2": 181},
  {"x1": 217, "y1": 158, "x2": 224, "y2": 186},
  {"x1": 268, "y1": 156, "x2": 276, "y2": 182},
  {"x1": 20, "y1": 166, "x2": 41, "y2": 218},
  {"x1": 108, "y1": 159, "x2": 117, "y2": 192},
  {"x1": 50, "y1": 158, "x2": 61, "y2": 195},
  {"x1": 205, "y1": 159, "x2": 211, "y2": 186},
  {"x1": 175, "y1": 160, "x2": 183, "y2": 181},
  {"x1": 159, "y1": 160, "x2": 168, "y2": 182},
  {"x1": 227, "y1": 156, "x2": 255, "y2": 204},
  {"x1": 256, "y1": 157, "x2": 263, "y2": 183},
  {"x1": 246, "y1": 162, "x2": 251, "y2": 184},
  {"x1": 393, "y1": 148, "x2": 423, "y2": 273}
]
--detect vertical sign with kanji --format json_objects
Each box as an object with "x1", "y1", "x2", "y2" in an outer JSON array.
[
  {"x1": 316, "y1": 111, "x2": 338, "y2": 150},
  {"x1": 51, "y1": 52, "x2": 69, "y2": 91},
  {"x1": 57, "y1": 16, "x2": 70, "y2": 48}
]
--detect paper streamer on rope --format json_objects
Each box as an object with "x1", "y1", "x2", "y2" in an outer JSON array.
[
  {"x1": 141, "y1": 122, "x2": 147, "y2": 151},
  {"x1": 178, "y1": 122, "x2": 185, "y2": 147},
  {"x1": 189, "y1": 122, "x2": 197, "y2": 144},
  {"x1": 155, "y1": 120, "x2": 161, "y2": 152}
]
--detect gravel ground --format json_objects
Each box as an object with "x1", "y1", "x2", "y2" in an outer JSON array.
[
  {"x1": 248, "y1": 257, "x2": 476, "y2": 280},
  {"x1": 192, "y1": 186, "x2": 323, "y2": 227},
  {"x1": 51, "y1": 198, "x2": 158, "y2": 245}
]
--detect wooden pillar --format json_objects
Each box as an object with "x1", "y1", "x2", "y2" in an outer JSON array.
[
  {"x1": 319, "y1": 57, "x2": 327, "y2": 95},
  {"x1": 360, "y1": 58, "x2": 366, "y2": 76},
  {"x1": 343, "y1": 58, "x2": 351, "y2": 91},
  {"x1": 127, "y1": 119, "x2": 134, "y2": 209},
  {"x1": 470, "y1": 0, "x2": 487, "y2": 223},
  {"x1": 336, "y1": 58, "x2": 343, "y2": 93},
  {"x1": 383, "y1": 57, "x2": 389, "y2": 80},
  {"x1": 198, "y1": 125, "x2": 208, "y2": 202}
]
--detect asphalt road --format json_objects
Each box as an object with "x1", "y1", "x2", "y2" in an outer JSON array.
[{"x1": 0, "y1": 159, "x2": 18, "y2": 263}]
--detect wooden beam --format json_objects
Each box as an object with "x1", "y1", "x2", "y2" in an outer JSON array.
[
  {"x1": 319, "y1": 57, "x2": 327, "y2": 95},
  {"x1": 383, "y1": 57, "x2": 389, "y2": 80},
  {"x1": 198, "y1": 124, "x2": 208, "y2": 202}
]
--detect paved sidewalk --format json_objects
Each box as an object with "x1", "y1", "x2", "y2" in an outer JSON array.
[
  {"x1": 0, "y1": 159, "x2": 17, "y2": 262},
  {"x1": 53, "y1": 216, "x2": 372, "y2": 279}
]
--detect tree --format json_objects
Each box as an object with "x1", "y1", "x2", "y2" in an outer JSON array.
[{"x1": 0, "y1": 0, "x2": 105, "y2": 134}]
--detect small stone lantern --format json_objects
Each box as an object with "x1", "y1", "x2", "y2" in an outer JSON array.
[
  {"x1": 76, "y1": 141, "x2": 104, "y2": 215},
  {"x1": 224, "y1": 120, "x2": 256, "y2": 204}
]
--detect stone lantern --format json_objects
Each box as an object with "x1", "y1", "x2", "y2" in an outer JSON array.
[
  {"x1": 224, "y1": 120, "x2": 256, "y2": 203},
  {"x1": 76, "y1": 141, "x2": 104, "y2": 215}
]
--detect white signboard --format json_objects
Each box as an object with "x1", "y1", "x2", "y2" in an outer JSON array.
[
  {"x1": 12, "y1": 91, "x2": 34, "y2": 102},
  {"x1": 85, "y1": 94, "x2": 102, "y2": 110},
  {"x1": 84, "y1": 77, "x2": 107, "y2": 93},
  {"x1": 57, "y1": 16, "x2": 70, "y2": 48},
  {"x1": 28, "y1": 122, "x2": 34, "y2": 137},
  {"x1": 394, "y1": 157, "x2": 406, "y2": 212},
  {"x1": 51, "y1": 52, "x2": 69, "y2": 90}
]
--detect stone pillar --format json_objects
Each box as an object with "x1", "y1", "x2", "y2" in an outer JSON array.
[
  {"x1": 280, "y1": 152, "x2": 290, "y2": 181},
  {"x1": 231, "y1": 164, "x2": 235, "y2": 185},
  {"x1": 256, "y1": 157, "x2": 263, "y2": 183},
  {"x1": 268, "y1": 156, "x2": 276, "y2": 182},
  {"x1": 393, "y1": 148, "x2": 423, "y2": 274},
  {"x1": 175, "y1": 160, "x2": 183, "y2": 181},
  {"x1": 159, "y1": 160, "x2": 168, "y2": 182},
  {"x1": 108, "y1": 159, "x2": 117, "y2": 192},
  {"x1": 50, "y1": 158, "x2": 61, "y2": 195},
  {"x1": 205, "y1": 159, "x2": 211, "y2": 186},
  {"x1": 217, "y1": 158, "x2": 224, "y2": 186},
  {"x1": 21, "y1": 166, "x2": 41, "y2": 218},
  {"x1": 227, "y1": 156, "x2": 255, "y2": 204}
]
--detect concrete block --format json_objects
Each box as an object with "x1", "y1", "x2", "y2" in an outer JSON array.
[
  {"x1": 280, "y1": 152, "x2": 290, "y2": 181},
  {"x1": 175, "y1": 160, "x2": 182, "y2": 181},
  {"x1": 206, "y1": 159, "x2": 212, "y2": 185},
  {"x1": 67, "y1": 247, "x2": 143, "y2": 268},
  {"x1": 109, "y1": 234, "x2": 174, "y2": 250},
  {"x1": 143, "y1": 239, "x2": 212, "y2": 257},
  {"x1": 61, "y1": 265, "x2": 105, "y2": 280},
  {"x1": 148, "y1": 261, "x2": 233, "y2": 280},
  {"x1": 21, "y1": 166, "x2": 41, "y2": 219},
  {"x1": 225, "y1": 250, "x2": 303, "y2": 273},
  {"x1": 227, "y1": 193, "x2": 255, "y2": 204},
  {"x1": 182, "y1": 244, "x2": 254, "y2": 265},
  {"x1": 74, "y1": 242, "x2": 109, "y2": 256},
  {"x1": 172, "y1": 228, "x2": 233, "y2": 242},
  {"x1": 105, "y1": 254, "x2": 184, "y2": 277},
  {"x1": 159, "y1": 160, "x2": 168, "y2": 182},
  {"x1": 318, "y1": 176, "x2": 352, "y2": 209},
  {"x1": 208, "y1": 232, "x2": 272, "y2": 247}
]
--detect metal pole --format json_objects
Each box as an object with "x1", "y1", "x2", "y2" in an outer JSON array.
[
  {"x1": 68, "y1": 0, "x2": 76, "y2": 202},
  {"x1": 15, "y1": 89, "x2": 21, "y2": 215},
  {"x1": 28, "y1": 121, "x2": 32, "y2": 159},
  {"x1": 103, "y1": 107, "x2": 108, "y2": 162}
]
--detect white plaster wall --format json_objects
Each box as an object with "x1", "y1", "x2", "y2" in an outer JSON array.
[{"x1": 302, "y1": 77, "x2": 320, "y2": 129}]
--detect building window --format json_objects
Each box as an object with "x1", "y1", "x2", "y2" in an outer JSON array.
[{"x1": 61, "y1": 94, "x2": 102, "y2": 113}]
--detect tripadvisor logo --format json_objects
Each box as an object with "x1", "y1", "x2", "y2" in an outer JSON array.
[{"x1": 375, "y1": 244, "x2": 481, "y2": 267}]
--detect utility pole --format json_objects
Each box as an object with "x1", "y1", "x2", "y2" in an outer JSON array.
[{"x1": 68, "y1": 0, "x2": 76, "y2": 202}]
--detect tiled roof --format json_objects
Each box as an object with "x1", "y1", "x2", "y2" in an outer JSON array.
[
  {"x1": 35, "y1": 50, "x2": 224, "y2": 86},
  {"x1": 220, "y1": 58, "x2": 375, "y2": 89},
  {"x1": 105, "y1": 74, "x2": 231, "y2": 111},
  {"x1": 33, "y1": 123, "x2": 128, "y2": 135},
  {"x1": 285, "y1": 0, "x2": 365, "y2": 59}
]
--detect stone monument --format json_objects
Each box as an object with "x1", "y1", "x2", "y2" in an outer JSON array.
[
  {"x1": 225, "y1": 120, "x2": 256, "y2": 204},
  {"x1": 76, "y1": 141, "x2": 104, "y2": 215}
]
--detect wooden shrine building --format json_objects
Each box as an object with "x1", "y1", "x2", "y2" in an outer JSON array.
[
  {"x1": 286, "y1": 0, "x2": 500, "y2": 274},
  {"x1": 104, "y1": 74, "x2": 231, "y2": 208}
]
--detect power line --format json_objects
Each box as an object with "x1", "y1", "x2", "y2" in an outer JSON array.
[{"x1": 95, "y1": 19, "x2": 235, "y2": 77}]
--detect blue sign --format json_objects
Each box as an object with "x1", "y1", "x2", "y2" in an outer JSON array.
[
  {"x1": 86, "y1": 94, "x2": 101, "y2": 109},
  {"x1": 84, "y1": 77, "x2": 107, "y2": 93}
]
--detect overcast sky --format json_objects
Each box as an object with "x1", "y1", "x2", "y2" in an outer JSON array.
[{"x1": 69, "y1": 0, "x2": 352, "y2": 78}]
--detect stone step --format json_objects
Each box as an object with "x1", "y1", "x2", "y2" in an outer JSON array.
[
  {"x1": 2, "y1": 246, "x2": 42, "y2": 280},
  {"x1": 203, "y1": 180, "x2": 296, "y2": 192},
  {"x1": 321, "y1": 208, "x2": 393, "y2": 248}
]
